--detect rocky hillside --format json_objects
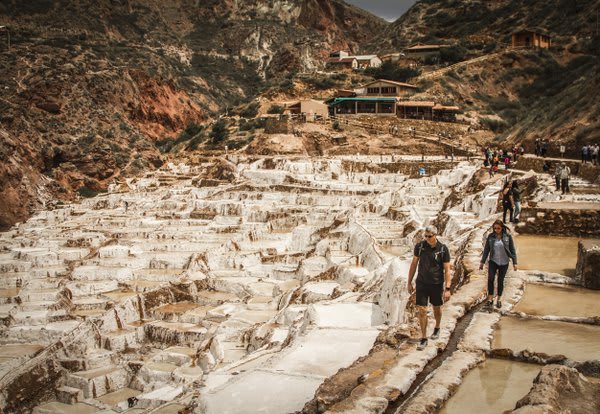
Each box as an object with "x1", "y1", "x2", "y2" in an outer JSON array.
[
  {"x1": 369, "y1": 0, "x2": 600, "y2": 155},
  {"x1": 0, "y1": 0, "x2": 386, "y2": 229},
  {"x1": 371, "y1": 0, "x2": 600, "y2": 52}
]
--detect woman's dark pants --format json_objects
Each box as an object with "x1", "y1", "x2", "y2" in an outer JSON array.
[
  {"x1": 488, "y1": 261, "x2": 509, "y2": 296},
  {"x1": 503, "y1": 203, "x2": 513, "y2": 223}
]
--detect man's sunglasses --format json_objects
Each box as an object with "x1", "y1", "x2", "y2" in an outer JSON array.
[{"x1": 424, "y1": 234, "x2": 435, "y2": 238}]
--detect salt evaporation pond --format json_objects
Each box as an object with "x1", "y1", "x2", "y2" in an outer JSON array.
[
  {"x1": 513, "y1": 283, "x2": 600, "y2": 318},
  {"x1": 439, "y1": 359, "x2": 540, "y2": 414},
  {"x1": 493, "y1": 316, "x2": 600, "y2": 361},
  {"x1": 514, "y1": 235, "x2": 600, "y2": 277}
]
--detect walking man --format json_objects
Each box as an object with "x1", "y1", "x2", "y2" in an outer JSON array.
[
  {"x1": 407, "y1": 226, "x2": 451, "y2": 351},
  {"x1": 559, "y1": 144, "x2": 565, "y2": 159},
  {"x1": 554, "y1": 163, "x2": 562, "y2": 191},
  {"x1": 560, "y1": 162, "x2": 571, "y2": 194}
]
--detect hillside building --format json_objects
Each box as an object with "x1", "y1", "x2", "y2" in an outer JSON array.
[
  {"x1": 325, "y1": 57, "x2": 358, "y2": 70},
  {"x1": 354, "y1": 55, "x2": 382, "y2": 69},
  {"x1": 325, "y1": 50, "x2": 381, "y2": 70},
  {"x1": 283, "y1": 100, "x2": 329, "y2": 121},
  {"x1": 359, "y1": 79, "x2": 418, "y2": 97},
  {"x1": 511, "y1": 29, "x2": 551, "y2": 49},
  {"x1": 328, "y1": 79, "x2": 417, "y2": 117},
  {"x1": 404, "y1": 44, "x2": 448, "y2": 61},
  {"x1": 397, "y1": 101, "x2": 460, "y2": 122}
]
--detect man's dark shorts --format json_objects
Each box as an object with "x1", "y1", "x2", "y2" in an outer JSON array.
[{"x1": 416, "y1": 281, "x2": 443, "y2": 307}]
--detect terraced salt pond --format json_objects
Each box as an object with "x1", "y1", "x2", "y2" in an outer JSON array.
[
  {"x1": 439, "y1": 359, "x2": 540, "y2": 414},
  {"x1": 513, "y1": 283, "x2": 600, "y2": 318},
  {"x1": 515, "y1": 235, "x2": 600, "y2": 277},
  {"x1": 493, "y1": 316, "x2": 600, "y2": 362},
  {"x1": 2, "y1": 156, "x2": 599, "y2": 414}
]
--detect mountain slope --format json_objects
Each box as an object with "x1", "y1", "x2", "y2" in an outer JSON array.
[
  {"x1": 371, "y1": 0, "x2": 600, "y2": 52},
  {"x1": 0, "y1": 0, "x2": 387, "y2": 229}
]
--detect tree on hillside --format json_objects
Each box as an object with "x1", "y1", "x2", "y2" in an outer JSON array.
[
  {"x1": 439, "y1": 45, "x2": 468, "y2": 64},
  {"x1": 210, "y1": 119, "x2": 229, "y2": 145},
  {"x1": 365, "y1": 61, "x2": 420, "y2": 82}
]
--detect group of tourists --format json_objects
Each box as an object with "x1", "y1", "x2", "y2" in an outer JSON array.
[
  {"x1": 403, "y1": 137, "x2": 600, "y2": 352},
  {"x1": 482, "y1": 146, "x2": 523, "y2": 177},
  {"x1": 407, "y1": 219, "x2": 517, "y2": 350},
  {"x1": 581, "y1": 144, "x2": 600, "y2": 164}
]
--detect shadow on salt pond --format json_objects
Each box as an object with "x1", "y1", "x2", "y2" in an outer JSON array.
[
  {"x1": 439, "y1": 359, "x2": 540, "y2": 414},
  {"x1": 514, "y1": 235, "x2": 600, "y2": 277}
]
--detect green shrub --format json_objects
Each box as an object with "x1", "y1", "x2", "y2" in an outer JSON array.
[
  {"x1": 307, "y1": 76, "x2": 336, "y2": 90},
  {"x1": 77, "y1": 186, "x2": 101, "y2": 198},
  {"x1": 239, "y1": 101, "x2": 260, "y2": 118},
  {"x1": 439, "y1": 45, "x2": 467, "y2": 64},
  {"x1": 267, "y1": 104, "x2": 284, "y2": 114},
  {"x1": 480, "y1": 117, "x2": 508, "y2": 133},
  {"x1": 279, "y1": 78, "x2": 294, "y2": 91},
  {"x1": 209, "y1": 119, "x2": 229, "y2": 144},
  {"x1": 365, "y1": 61, "x2": 421, "y2": 82},
  {"x1": 179, "y1": 123, "x2": 202, "y2": 140}
]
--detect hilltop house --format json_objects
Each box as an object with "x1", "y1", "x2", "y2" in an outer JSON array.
[{"x1": 512, "y1": 29, "x2": 551, "y2": 49}]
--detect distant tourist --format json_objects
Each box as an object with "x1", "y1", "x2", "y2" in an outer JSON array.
[
  {"x1": 592, "y1": 144, "x2": 599, "y2": 165},
  {"x1": 543, "y1": 160, "x2": 551, "y2": 173},
  {"x1": 503, "y1": 155, "x2": 511, "y2": 170},
  {"x1": 559, "y1": 144, "x2": 566, "y2": 159},
  {"x1": 534, "y1": 138, "x2": 540, "y2": 156},
  {"x1": 499, "y1": 181, "x2": 514, "y2": 223},
  {"x1": 479, "y1": 220, "x2": 518, "y2": 310},
  {"x1": 511, "y1": 180, "x2": 521, "y2": 223},
  {"x1": 554, "y1": 163, "x2": 562, "y2": 191},
  {"x1": 541, "y1": 139, "x2": 548, "y2": 158},
  {"x1": 407, "y1": 226, "x2": 451, "y2": 351},
  {"x1": 560, "y1": 162, "x2": 571, "y2": 194},
  {"x1": 582, "y1": 145, "x2": 588, "y2": 163}
]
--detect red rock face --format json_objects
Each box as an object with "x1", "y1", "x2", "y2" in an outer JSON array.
[{"x1": 126, "y1": 70, "x2": 204, "y2": 140}]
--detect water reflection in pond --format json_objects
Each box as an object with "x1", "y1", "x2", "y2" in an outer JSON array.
[
  {"x1": 513, "y1": 283, "x2": 600, "y2": 318},
  {"x1": 439, "y1": 359, "x2": 540, "y2": 414},
  {"x1": 493, "y1": 316, "x2": 600, "y2": 362}
]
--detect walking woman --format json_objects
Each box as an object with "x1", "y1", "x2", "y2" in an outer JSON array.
[
  {"x1": 499, "y1": 181, "x2": 514, "y2": 223},
  {"x1": 479, "y1": 220, "x2": 518, "y2": 309}
]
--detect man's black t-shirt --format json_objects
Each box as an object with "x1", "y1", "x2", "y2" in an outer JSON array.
[{"x1": 414, "y1": 240, "x2": 451, "y2": 284}]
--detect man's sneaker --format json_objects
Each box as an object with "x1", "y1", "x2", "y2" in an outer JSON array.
[
  {"x1": 496, "y1": 300, "x2": 502, "y2": 309},
  {"x1": 416, "y1": 338, "x2": 428, "y2": 350},
  {"x1": 430, "y1": 328, "x2": 440, "y2": 340}
]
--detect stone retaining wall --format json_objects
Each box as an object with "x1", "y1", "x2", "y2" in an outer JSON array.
[
  {"x1": 576, "y1": 240, "x2": 600, "y2": 290},
  {"x1": 516, "y1": 208, "x2": 600, "y2": 237}
]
